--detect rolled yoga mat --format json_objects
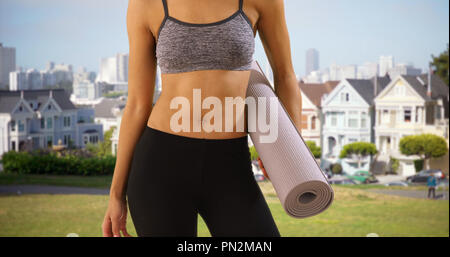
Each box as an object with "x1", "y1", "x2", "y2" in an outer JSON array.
[{"x1": 246, "y1": 60, "x2": 334, "y2": 218}]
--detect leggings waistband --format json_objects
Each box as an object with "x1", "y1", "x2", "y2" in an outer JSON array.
[{"x1": 145, "y1": 125, "x2": 248, "y2": 145}]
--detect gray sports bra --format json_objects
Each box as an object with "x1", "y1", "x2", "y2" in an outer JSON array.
[{"x1": 156, "y1": 0, "x2": 255, "y2": 74}]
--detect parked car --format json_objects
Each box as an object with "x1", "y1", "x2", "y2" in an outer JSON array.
[
  {"x1": 254, "y1": 174, "x2": 266, "y2": 182},
  {"x1": 384, "y1": 181, "x2": 409, "y2": 187},
  {"x1": 328, "y1": 176, "x2": 357, "y2": 185},
  {"x1": 346, "y1": 171, "x2": 378, "y2": 184},
  {"x1": 406, "y1": 169, "x2": 445, "y2": 183}
]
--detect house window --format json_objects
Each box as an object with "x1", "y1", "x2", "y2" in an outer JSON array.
[
  {"x1": 47, "y1": 136, "x2": 53, "y2": 147},
  {"x1": 47, "y1": 117, "x2": 52, "y2": 129},
  {"x1": 340, "y1": 92, "x2": 350, "y2": 102},
  {"x1": 18, "y1": 120, "x2": 24, "y2": 132},
  {"x1": 396, "y1": 85, "x2": 405, "y2": 96},
  {"x1": 48, "y1": 104, "x2": 51, "y2": 110},
  {"x1": 404, "y1": 107, "x2": 412, "y2": 123},
  {"x1": 40, "y1": 118, "x2": 45, "y2": 129},
  {"x1": 361, "y1": 112, "x2": 367, "y2": 128},
  {"x1": 64, "y1": 134, "x2": 71, "y2": 145},
  {"x1": 301, "y1": 114, "x2": 308, "y2": 130},
  {"x1": 63, "y1": 116, "x2": 71, "y2": 127},
  {"x1": 349, "y1": 138, "x2": 358, "y2": 143},
  {"x1": 83, "y1": 135, "x2": 89, "y2": 145},
  {"x1": 331, "y1": 113, "x2": 337, "y2": 126},
  {"x1": 89, "y1": 135, "x2": 99, "y2": 144},
  {"x1": 11, "y1": 120, "x2": 16, "y2": 132},
  {"x1": 11, "y1": 141, "x2": 16, "y2": 150},
  {"x1": 348, "y1": 118, "x2": 358, "y2": 128},
  {"x1": 415, "y1": 107, "x2": 420, "y2": 122},
  {"x1": 361, "y1": 117, "x2": 367, "y2": 128},
  {"x1": 311, "y1": 116, "x2": 316, "y2": 130},
  {"x1": 348, "y1": 111, "x2": 358, "y2": 128},
  {"x1": 436, "y1": 105, "x2": 442, "y2": 120},
  {"x1": 382, "y1": 110, "x2": 389, "y2": 123},
  {"x1": 19, "y1": 105, "x2": 23, "y2": 111}
]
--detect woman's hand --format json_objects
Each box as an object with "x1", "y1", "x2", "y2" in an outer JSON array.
[
  {"x1": 257, "y1": 157, "x2": 270, "y2": 181},
  {"x1": 102, "y1": 197, "x2": 132, "y2": 237}
]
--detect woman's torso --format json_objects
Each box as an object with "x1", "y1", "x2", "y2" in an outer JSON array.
[{"x1": 145, "y1": 0, "x2": 258, "y2": 139}]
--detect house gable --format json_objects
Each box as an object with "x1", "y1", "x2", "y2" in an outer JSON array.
[
  {"x1": 40, "y1": 98, "x2": 63, "y2": 113},
  {"x1": 12, "y1": 98, "x2": 34, "y2": 115},
  {"x1": 322, "y1": 80, "x2": 369, "y2": 108},
  {"x1": 375, "y1": 76, "x2": 425, "y2": 104}
]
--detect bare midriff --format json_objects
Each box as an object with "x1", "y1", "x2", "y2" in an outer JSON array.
[{"x1": 147, "y1": 69, "x2": 251, "y2": 139}]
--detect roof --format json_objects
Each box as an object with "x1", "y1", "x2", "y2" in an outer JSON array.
[
  {"x1": 298, "y1": 81, "x2": 340, "y2": 107},
  {"x1": 401, "y1": 73, "x2": 449, "y2": 118},
  {"x1": 401, "y1": 73, "x2": 449, "y2": 101},
  {"x1": 0, "y1": 89, "x2": 76, "y2": 113},
  {"x1": 346, "y1": 76, "x2": 391, "y2": 105},
  {"x1": 93, "y1": 97, "x2": 127, "y2": 118}
]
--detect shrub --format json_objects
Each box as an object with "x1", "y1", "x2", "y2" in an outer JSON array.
[
  {"x1": 331, "y1": 163, "x2": 343, "y2": 174},
  {"x1": 389, "y1": 157, "x2": 399, "y2": 174},
  {"x1": 2, "y1": 150, "x2": 116, "y2": 176},
  {"x1": 414, "y1": 159, "x2": 424, "y2": 173}
]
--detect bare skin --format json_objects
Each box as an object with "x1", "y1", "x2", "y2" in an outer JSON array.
[{"x1": 102, "y1": 0, "x2": 302, "y2": 237}]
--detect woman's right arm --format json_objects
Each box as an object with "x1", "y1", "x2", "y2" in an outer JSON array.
[{"x1": 102, "y1": 0, "x2": 156, "y2": 237}]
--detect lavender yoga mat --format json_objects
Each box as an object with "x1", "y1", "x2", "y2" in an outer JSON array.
[{"x1": 246, "y1": 61, "x2": 334, "y2": 218}]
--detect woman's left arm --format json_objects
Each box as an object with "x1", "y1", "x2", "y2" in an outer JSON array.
[{"x1": 255, "y1": 0, "x2": 302, "y2": 134}]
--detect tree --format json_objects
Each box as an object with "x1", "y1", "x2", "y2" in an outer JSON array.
[
  {"x1": 85, "y1": 126, "x2": 116, "y2": 157},
  {"x1": 306, "y1": 141, "x2": 321, "y2": 158},
  {"x1": 339, "y1": 142, "x2": 378, "y2": 169},
  {"x1": 331, "y1": 163, "x2": 342, "y2": 175},
  {"x1": 430, "y1": 44, "x2": 449, "y2": 86},
  {"x1": 399, "y1": 133, "x2": 448, "y2": 170}
]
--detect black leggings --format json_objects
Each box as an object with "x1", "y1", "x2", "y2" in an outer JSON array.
[{"x1": 126, "y1": 126, "x2": 280, "y2": 237}]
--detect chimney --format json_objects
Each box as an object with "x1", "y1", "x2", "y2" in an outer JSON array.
[
  {"x1": 427, "y1": 66, "x2": 432, "y2": 97},
  {"x1": 49, "y1": 89, "x2": 53, "y2": 98},
  {"x1": 20, "y1": 90, "x2": 24, "y2": 98}
]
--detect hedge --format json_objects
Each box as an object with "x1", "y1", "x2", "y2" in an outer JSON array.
[{"x1": 2, "y1": 150, "x2": 116, "y2": 176}]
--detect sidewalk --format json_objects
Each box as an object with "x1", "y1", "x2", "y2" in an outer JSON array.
[
  {"x1": 374, "y1": 175, "x2": 406, "y2": 184},
  {"x1": 368, "y1": 189, "x2": 449, "y2": 200},
  {"x1": 0, "y1": 185, "x2": 109, "y2": 195}
]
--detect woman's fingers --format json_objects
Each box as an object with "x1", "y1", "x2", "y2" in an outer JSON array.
[
  {"x1": 120, "y1": 209, "x2": 133, "y2": 237},
  {"x1": 111, "y1": 216, "x2": 121, "y2": 237},
  {"x1": 102, "y1": 217, "x2": 113, "y2": 237},
  {"x1": 121, "y1": 225, "x2": 132, "y2": 237}
]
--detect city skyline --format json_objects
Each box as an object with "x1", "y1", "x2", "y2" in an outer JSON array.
[{"x1": 0, "y1": 0, "x2": 448, "y2": 77}]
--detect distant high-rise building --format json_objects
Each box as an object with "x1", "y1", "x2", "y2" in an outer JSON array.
[
  {"x1": 357, "y1": 62, "x2": 379, "y2": 79},
  {"x1": 9, "y1": 68, "x2": 43, "y2": 91},
  {"x1": 46, "y1": 61, "x2": 55, "y2": 71},
  {"x1": 0, "y1": 43, "x2": 16, "y2": 89},
  {"x1": 9, "y1": 71, "x2": 27, "y2": 91},
  {"x1": 97, "y1": 53, "x2": 128, "y2": 84},
  {"x1": 305, "y1": 48, "x2": 319, "y2": 76},
  {"x1": 379, "y1": 55, "x2": 394, "y2": 76},
  {"x1": 388, "y1": 63, "x2": 422, "y2": 79}
]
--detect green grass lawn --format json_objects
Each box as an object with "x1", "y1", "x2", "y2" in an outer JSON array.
[
  {"x1": 0, "y1": 184, "x2": 448, "y2": 237},
  {"x1": 0, "y1": 173, "x2": 113, "y2": 188},
  {"x1": 1, "y1": 173, "x2": 447, "y2": 192}
]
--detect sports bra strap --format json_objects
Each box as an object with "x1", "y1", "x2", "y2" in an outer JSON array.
[
  {"x1": 162, "y1": 0, "x2": 169, "y2": 17},
  {"x1": 239, "y1": 0, "x2": 243, "y2": 11}
]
